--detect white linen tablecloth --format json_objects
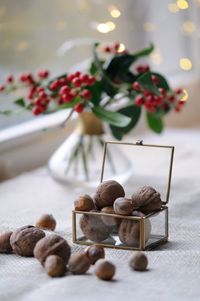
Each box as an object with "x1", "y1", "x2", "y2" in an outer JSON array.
[{"x1": 0, "y1": 128, "x2": 200, "y2": 301}]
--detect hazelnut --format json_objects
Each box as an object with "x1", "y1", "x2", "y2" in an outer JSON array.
[
  {"x1": 68, "y1": 253, "x2": 90, "y2": 274},
  {"x1": 101, "y1": 207, "x2": 119, "y2": 227},
  {"x1": 74, "y1": 195, "x2": 95, "y2": 211},
  {"x1": 10, "y1": 225, "x2": 45, "y2": 257},
  {"x1": 34, "y1": 234, "x2": 71, "y2": 265},
  {"x1": 36, "y1": 214, "x2": 56, "y2": 231},
  {"x1": 132, "y1": 186, "x2": 163, "y2": 214},
  {"x1": 80, "y1": 214, "x2": 110, "y2": 243},
  {"x1": 44, "y1": 255, "x2": 66, "y2": 277},
  {"x1": 85, "y1": 244, "x2": 105, "y2": 264},
  {"x1": 0, "y1": 231, "x2": 13, "y2": 253},
  {"x1": 94, "y1": 180, "x2": 125, "y2": 209},
  {"x1": 114, "y1": 197, "x2": 134, "y2": 215},
  {"x1": 129, "y1": 252, "x2": 148, "y2": 271},
  {"x1": 118, "y1": 213, "x2": 151, "y2": 246},
  {"x1": 95, "y1": 259, "x2": 115, "y2": 281}
]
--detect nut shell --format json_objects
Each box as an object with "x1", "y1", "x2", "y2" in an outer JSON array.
[
  {"x1": 85, "y1": 244, "x2": 105, "y2": 264},
  {"x1": 118, "y1": 219, "x2": 140, "y2": 246},
  {"x1": 132, "y1": 186, "x2": 162, "y2": 214},
  {"x1": 94, "y1": 180, "x2": 125, "y2": 209},
  {"x1": 101, "y1": 207, "x2": 119, "y2": 227},
  {"x1": 95, "y1": 259, "x2": 115, "y2": 281},
  {"x1": 34, "y1": 234, "x2": 71, "y2": 265},
  {"x1": 80, "y1": 214, "x2": 110, "y2": 243},
  {"x1": 129, "y1": 252, "x2": 148, "y2": 271},
  {"x1": 10, "y1": 226, "x2": 45, "y2": 257},
  {"x1": 74, "y1": 195, "x2": 95, "y2": 211},
  {"x1": 36, "y1": 214, "x2": 56, "y2": 231},
  {"x1": 68, "y1": 253, "x2": 90, "y2": 274},
  {"x1": 44, "y1": 255, "x2": 66, "y2": 277},
  {"x1": 114, "y1": 197, "x2": 134, "y2": 215},
  {"x1": 0, "y1": 231, "x2": 13, "y2": 253}
]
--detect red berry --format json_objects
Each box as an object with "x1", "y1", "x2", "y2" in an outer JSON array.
[
  {"x1": 34, "y1": 97, "x2": 42, "y2": 106},
  {"x1": 175, "y1": 88, "x2": 183, "y2": 95},
  {"x1": 58, "y1": 78, "x2": 66, "y2": 87},
  {"x1": 79, "y1": 74, "x2": 89, "y2": 84},
  {"x1": 87, "y1": 76, "x2": 96, "y2": 86},
  {"x1": 19, "y1": 73, "x2": 28, "y2": 82},
  {"x1": 151, "y1": 75, "x2": 159, "y2": 85},
  {"x1": 143, "y1": 90, "x2": 152, "y2": 97},
  {"x1": 67, "y1": 73, "x2": 76, "y2": 82},
  {"x1": 27, "y1": 87, "x2": 36, "y2": 100},
  {"x1": 178, "y1": 100, "x2": 186, "y2": 106},
  {"x1": 146, "y1": 95, "x2": 154, "y2": 103},
  {"x1": 159, "y1": 88, "x2": 166, "y2": 95},
  {"x1": 154, "y1": 96, "x2": 163, "y2": 105},
  {"x1": 169, "y1": 96, "x2": 175, "y2": 103},
  {"x1": 38, "y1": 70, "x2": 49, "y2": 79},
  {"x1": 38, "y1": 91, "x2": 47, "y2": 99},
  {"x1": 36, "y1": 87, "x2": 45, "y2": 93},
  {"x1": 57, "y1": 98, "x2": 64, "y2": 105},
  {"x1": 70, "y1": 89, "x2": 78, "y2": 97},
  {"x1": 104, "y1": 46, "x2": 111, "y2": 53},
  {"x1": 59, "y1": 85, "x2": 70, "y2": 95},
  {"x1": 114, "y1": 43, "x2": 120, "y2": 51},
  {"x1": 143, "y1": 65, "x2": 150, "y2": 72},
  {"x1": 135, "y1": 95, "x2": 145, "y2": 106},
  {"x1": 75, "y1": 71, "x2": 81, "y2": 77},
  {"x1": 81, "y1": 89, "x2": 91, "y2": 100},
  {"x1": 74, "y1": 103, "x2": 84, "y2": 113},
  {"x1": 62, "y1": 92, "x2": 74, "y2": 103},
  {"x1": 175, "y1": 106, "x2": 181, "y2": 112},
  {"x1": 32, "y1": 105, "x2": 44, "y2": 115},
  {"x1": 132, "y1": 82, "x2": 140, "y2": 91},
  {"x1": 50, "y1": 80, "x2": 59, "y2": 90},
  {"x1": 0, "y1": 85, "x2": 5, "y2": 92},
  {"x1": 162, "y1": 103, "x2": 170, "y2": 111},
  {"x1": 6, "y1": 75, "x2": 14, "y2": 84},
  {"x1": 72, "y1": 77, "x2": 82, "y2": 88}
]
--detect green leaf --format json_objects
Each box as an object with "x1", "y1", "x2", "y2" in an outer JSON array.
[
  {"x1": 104, "y1": 43, "x2": 154, "y2": 79},
  {"x1": 152, "y1": 72, "x2": 171, "y2": 91},
  {"x1": 0, "y1": 110, "x2": 12, "y2": 116},
  {"x1": 87, "y1": 81, "x2": 103, "y2": 105},
  {"x1": 92, "y1": 106, "x2": 131, "y2": 127},
  {"x1": 137, "y1": 72, "x2": 160, "y2": 95},
  {"x1": 146, "y1": 112, "x2": 164, "y2": 134},
  {"x1": 110, "y1": 105, "x2": 141, "y2": 140},
  {"x1": 93, "y1": 44, "x2": 118, "y2": 97},
  {"x1": 14, "y1": 98, "x2": 26, "y2": 108}
]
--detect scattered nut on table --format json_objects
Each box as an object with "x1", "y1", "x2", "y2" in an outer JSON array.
[
  {"x1": 68, "y1": 253, "x2": 90, "y2": 274},
  {"x1": 129, "y1": 252, "x2": 148, "y2": 271},
  {"x1": 85, "y1": 244, "x2": 105, "y2": 264},
  {"x1": 95, "y1": 259, "x2": 116, "y2": 281},
  {"x1": 10, "y1": 225, "x2": 45, "y2": 257},
  {"x1": 44, "y1": 255, "x2": 66, "y2": 277},
  {"x1": 94, "y1": 180, "x2": 125, "y2": 209},
  {"x1": 36, "y1": 214, "x2": 56, "y2": 231},
  {"x1": 34, "y1": 234, "x2": 71, "y2": 265},
  {"x1": 74, "y1": 194, "x2": 95, "y2": 211},
  {"x1": 0, "y1": 231, "x2": 13, "y2": 253},
  {"x1": 132, "y1": 186, "x2": 163, "y2": 214}
]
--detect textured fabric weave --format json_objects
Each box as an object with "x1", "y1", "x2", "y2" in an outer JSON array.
[{"x1": 0, "y1": 129, "x2": 200, "y2": 301}]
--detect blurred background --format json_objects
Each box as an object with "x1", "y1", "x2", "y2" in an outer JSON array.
[{"x1": 0, "y1": 0, "x2": 199, "y2": 180}]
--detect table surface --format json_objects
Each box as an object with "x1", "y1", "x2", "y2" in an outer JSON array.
[{"x1": 0, "y1": 128, "x2": 200, "y2": 301}]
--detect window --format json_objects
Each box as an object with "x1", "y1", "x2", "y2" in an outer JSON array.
[{"x1": 0, "y1": 0, "x2": 198, "y2": 130}]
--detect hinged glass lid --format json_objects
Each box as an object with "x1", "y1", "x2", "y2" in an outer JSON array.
[{"x1": 100, "y1": 140, "x2": 175, "y2": 205}]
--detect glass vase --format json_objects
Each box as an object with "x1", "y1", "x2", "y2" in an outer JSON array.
[{"x1": 48, "y1": 112, "x2": 133, "y2": 188}]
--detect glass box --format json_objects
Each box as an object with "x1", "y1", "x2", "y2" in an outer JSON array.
[{"x1": 72, "y1": 140, "x2": 174, "y2": 250}]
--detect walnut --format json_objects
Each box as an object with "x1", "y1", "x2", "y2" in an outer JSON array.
[
  {"x1": 94, "y1": 180, "x2": 125, "y2": 209},
  {"x1": 34, "y1": 234, "x2": 71, "y2": 265},
  {"x1": 132, "y1": 186, "x2": 163, "y2": 214},
  {"x1": 10, "y1": 226, "x2": 45, "y2": 257},
  {"x1": 0, "y1": 231, "x2": 13, "y2": 253},
  {"x1": 36, "y1": 214, "x2": 56, "y2": 231},
  {"x1": 118, "y1": 212, "x2": 151, "y2": 247},
  {"x1": 79, "y1": 214, "x2": 110, "y2": 243},
  {"x1": 68, "y1": 253, "x2": 90, "y2": 274},
  {"x1": 44, "y1": 255, "x2": 66, "y2": 277},
  {"x1": 74, "y1": 194, "x2": 95, "y2": 211},
  {"x1": 101, "y1": 207, "x2": 118, "y2": 227}
]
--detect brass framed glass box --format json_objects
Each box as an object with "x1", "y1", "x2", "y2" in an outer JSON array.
[{"x1": 72, "y1": 140, "x2": 174, "y2": 251}]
